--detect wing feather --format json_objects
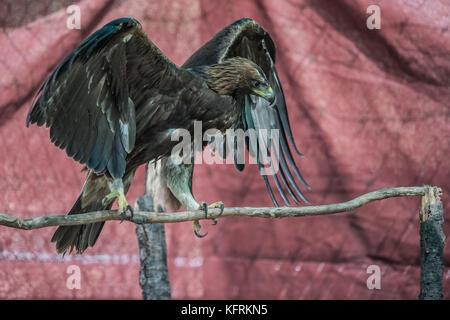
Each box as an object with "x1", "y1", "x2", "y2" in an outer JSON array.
[
  {"x1": 183, "y1": 18, "x2": 309, "y2": 205},
  {"x1": 27, "y1": 17, "x2": 186, "y2": 179}
]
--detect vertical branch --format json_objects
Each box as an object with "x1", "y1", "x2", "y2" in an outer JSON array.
[
  {"x1": 135, "y1": 163, "x2": 171, "y2": 300},
  {"x1": 418, "y1": 186, "x2": 445, "y2": 300}
]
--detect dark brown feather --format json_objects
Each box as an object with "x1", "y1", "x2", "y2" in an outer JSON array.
[
  {"x1": 30, "y1": 17, "x2": 274, "y2": 254},
  {"x1": 183, "y1": 17, "x2": 309, "y2": 206}
]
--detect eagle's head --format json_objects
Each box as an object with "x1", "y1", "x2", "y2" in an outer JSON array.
[{"x1": 202, "y1": 57, "x2": 275, "y2": 104}]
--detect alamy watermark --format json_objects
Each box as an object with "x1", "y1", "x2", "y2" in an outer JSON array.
[
  {"x1": 66, "y1": 265, "x2": 81, "y2": 290},
  {"x1": 66, "y1": 5, "x2": 81, "y2": 30},
  {"x1": 366, "y1": 265, "x2": 381, "y2": 290},
  {"x1": 367, "y1": 5, "x2": 381, "y2": 30},
  {"x1": 170, "y1": 121, "x2": 280, "y2": 176}
]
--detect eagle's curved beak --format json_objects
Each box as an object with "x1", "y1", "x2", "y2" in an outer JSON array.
[{"x1": 253, "y1": 86, "x2": 275, "y2": 105}]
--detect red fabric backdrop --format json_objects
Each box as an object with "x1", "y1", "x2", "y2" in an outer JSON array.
[{"x1": 0, "y1": 0, "x2": 449, "y2": 299}]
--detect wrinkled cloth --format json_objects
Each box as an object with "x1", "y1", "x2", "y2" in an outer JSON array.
[{"x1": 0, "y1": 0, "x2": 449, "y2": 299}]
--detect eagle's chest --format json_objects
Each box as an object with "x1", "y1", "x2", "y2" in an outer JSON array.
[{"x1": 200, "y1": 97, "x2": 240, "y2": 133}]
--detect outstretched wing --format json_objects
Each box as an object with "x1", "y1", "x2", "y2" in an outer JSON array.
[
  {"x1": 27, "y1": 17, "x2": 185, "y2": 180},
  {"x1": 183, "y1": 18, "x2": 309, "y2": 206}
]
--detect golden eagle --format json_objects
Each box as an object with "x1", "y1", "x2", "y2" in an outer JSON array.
[{"x1": 26, "y1": 17, "x2": 309, "y2": 254}]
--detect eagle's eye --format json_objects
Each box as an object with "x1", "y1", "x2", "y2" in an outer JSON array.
[{"x1": 252, "y1": 80, "x2": 261, "y2": 88}]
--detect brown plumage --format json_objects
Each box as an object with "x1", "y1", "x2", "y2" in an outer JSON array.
[
  {"x1": 27, "y1": 17, "x2": 301, "y2": 254},
  {"x1": 199, "y1": 57, "x2": 269, "y2": 96}
]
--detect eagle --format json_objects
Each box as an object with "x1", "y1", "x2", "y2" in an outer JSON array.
[{"x1": 26, "y1": 17, "x2": 309, "y2": 254}]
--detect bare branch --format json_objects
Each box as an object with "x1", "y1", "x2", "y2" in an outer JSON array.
[{"x1": 0, "y1": 186, "x2": 436, "y2": 230}]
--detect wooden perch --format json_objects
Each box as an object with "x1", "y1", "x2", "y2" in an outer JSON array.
[
  {"x1": 0, "y1": 185, "x2": 444, "y2": 299},
  {"x1": 0, "y1": 186, "x2": 438, "y2": 229}
]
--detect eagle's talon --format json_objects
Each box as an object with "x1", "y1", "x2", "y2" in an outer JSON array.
[
  {"x1": 217, "y1": 202, "x2": 224, "y2": 217},
  {"x1": 120, "y1": 210, "x2": 126, "y2": 224},
  {"x1": 206, "y1": 201, "x2": 224, "y2": 226},
  {"x1": 126, "y1": 205, "x2": 134, "y2": 218},
  {"x1": 193, "y1": 220, "x2": 208, "y2": 238},
  {"x1": 194, "y1": 229, "x2": 208, "y2": 238},
  {"x1": 200, "y1": 201, "x2": 208, "y2": 219},
  {"x1": 120, "y1": 205, "x2": 133, "y2": 224}
]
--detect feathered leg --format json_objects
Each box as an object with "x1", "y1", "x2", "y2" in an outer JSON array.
[{"x1": 165, "y1": 156, "x2": 224, "y2": 238}]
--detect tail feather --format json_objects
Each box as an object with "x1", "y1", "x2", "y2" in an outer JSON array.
[{"x1": 51, "y1": 172, "x2": 112, "y2": 255}]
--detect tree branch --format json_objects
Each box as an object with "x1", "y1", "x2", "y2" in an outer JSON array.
[{"x1": 0, "y1": 186, "x2": 435, "y2": 230}]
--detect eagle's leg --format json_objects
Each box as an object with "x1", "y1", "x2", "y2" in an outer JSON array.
[
  {"x1": 165, "y1": 158, "x2": 225, "y2": 238},
  {"x1": 102, "y1": 178, "x2": 133, "y2": 220}
]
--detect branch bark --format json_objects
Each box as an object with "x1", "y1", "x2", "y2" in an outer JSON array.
[
  {"x1": 134, "y1": 162, "x2": 171, "y2": 300},
  {"x1": 135, "y1": 196, "x2": 171, "y2": 300},
  {"x1": 0, "y1": 186, "x2": 435, "y2": 230},
  {"x1": 418, "y1": 186, "x2": 445, "y2": 300}
]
